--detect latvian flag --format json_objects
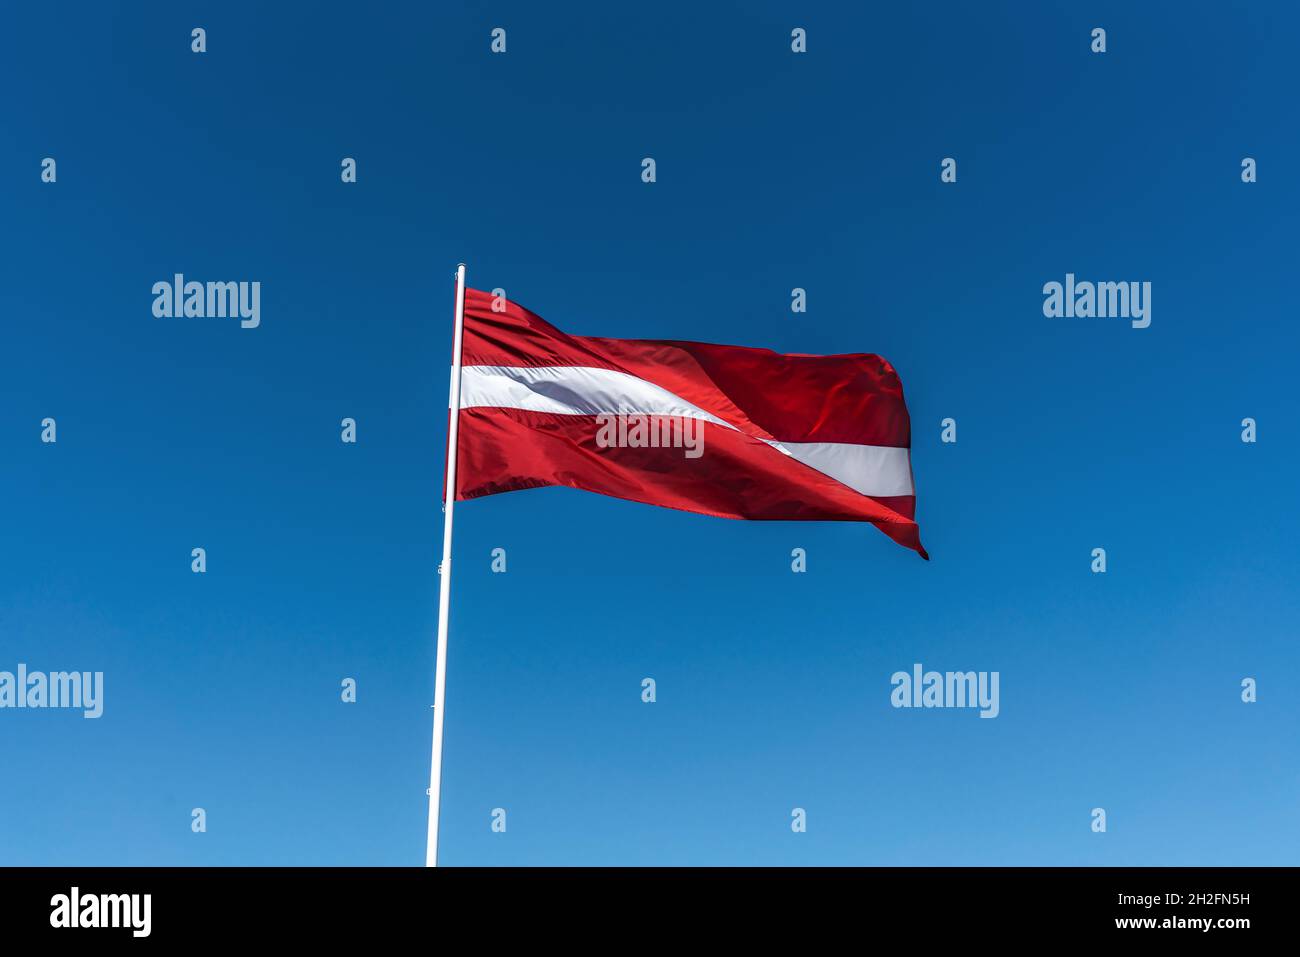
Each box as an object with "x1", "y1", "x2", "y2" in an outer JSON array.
[{"x1": 453, "y1": 289, "x2": 927, "y2": 559}]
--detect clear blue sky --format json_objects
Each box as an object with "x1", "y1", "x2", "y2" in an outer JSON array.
[{"x1": 2, "y1": 1, "x2": 1296, "y2": 865}]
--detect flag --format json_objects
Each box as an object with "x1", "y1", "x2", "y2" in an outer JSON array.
[{"x1": 452, "y1": 288, "x2": 927, "y2": 558}]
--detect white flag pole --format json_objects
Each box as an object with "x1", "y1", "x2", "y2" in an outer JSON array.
[{"x1": 426, "y1": 262, "x2": 467, "y2": 867}]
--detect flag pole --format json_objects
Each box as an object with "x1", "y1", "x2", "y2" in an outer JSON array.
[{"x1": 426, "y1": 262, "x2": 467, "y2": 867}]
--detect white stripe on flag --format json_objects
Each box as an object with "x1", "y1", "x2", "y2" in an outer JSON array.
[
  {"x1": 776, "y1": 441, "x2": 913, "y2": 498},
  {"x1": 459, "y1": 364, "x2": 914, "y2": 497},
  {"x1": 460, "y1": 364, "x2": 733, "y2": 427}
]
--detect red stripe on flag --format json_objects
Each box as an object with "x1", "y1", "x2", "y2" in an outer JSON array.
[{"x1": 461, "y1": 288, "x2": 913, "y2": 446}]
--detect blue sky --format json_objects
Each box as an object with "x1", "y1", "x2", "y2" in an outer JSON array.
[{"x1": 2, "y1": 1, "x2": 1296, "y2": 865}]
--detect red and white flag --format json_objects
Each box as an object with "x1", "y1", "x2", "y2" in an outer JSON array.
[{"x1": 451, "y1": 289, "x2": 927, "y2": 558}]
